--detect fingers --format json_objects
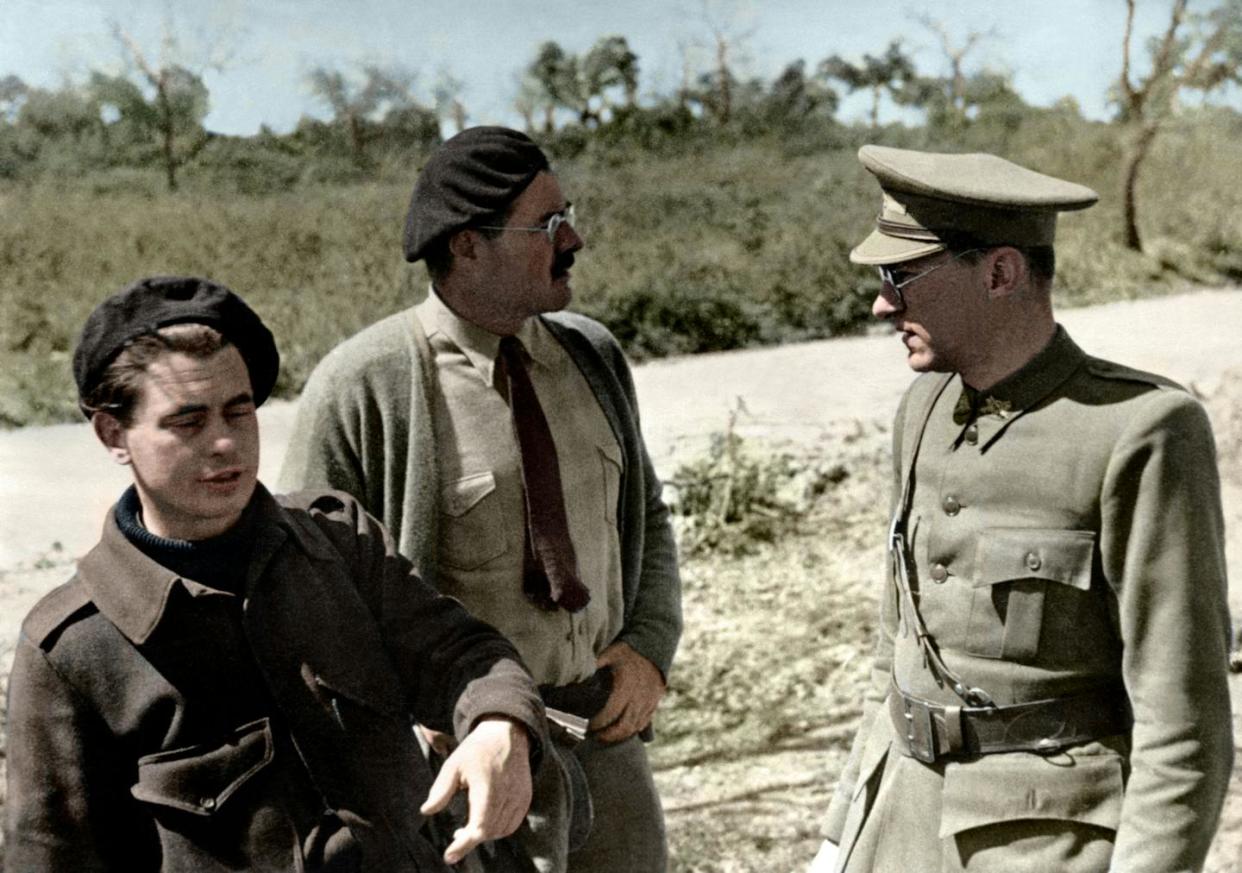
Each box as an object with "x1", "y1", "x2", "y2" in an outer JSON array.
[
  {"x1": 588, "y1": 685, "x2": 627, "y2": 732},
  {"x1": 431, "y1": 719, "x2": 533, "y2": 864},
  {"x1": 419, "y1": 759, "x2": 461, "y2": 817}
]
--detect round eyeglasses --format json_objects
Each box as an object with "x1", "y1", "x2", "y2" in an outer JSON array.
[{"x1": 477, "y1": 205, "x2": 576, "y2": 244}]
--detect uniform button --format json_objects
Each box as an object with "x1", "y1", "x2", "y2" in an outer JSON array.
[
  {"x1": 942, "y1": 495, "x2": 961, "y2": 516},
  {"x1": 1025, "y1": 552, "x2": 1042, "y2": 571},
  {"x1": 964, "y1": 424, "x2": 979, "y2": 445},
  {"x1": 200, "y1": 797, "x2": 216, "y2": 811},
  {"x1": 930, "y1": 563, "x2": 948, "y2": 583}
]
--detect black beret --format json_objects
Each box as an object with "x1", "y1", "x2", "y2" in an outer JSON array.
[
  {"x1": 73, "y1": 276, "x2": 280, "y2": 417},
  {"x1": 403, "y1": 126, "x2": 550, "y2": 262}
]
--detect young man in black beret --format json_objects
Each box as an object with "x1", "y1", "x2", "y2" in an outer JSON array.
[
  {"x1": 281, "y1": 126, "x2": 682, "y2": 873},
  {"x1": 5, "y1": 276, "x2": 547, "y2": 872}
]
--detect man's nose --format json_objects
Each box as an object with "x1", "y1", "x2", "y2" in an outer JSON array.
[
  {"x1": 206, "y1": 418, "x2": 236, "y2": 453},
  {"x1": 560, "y1": 223, "x2": 584, "y2": 253},
  {"x1": 872, "y1": 290, "x2": 901, "y2": 319}
]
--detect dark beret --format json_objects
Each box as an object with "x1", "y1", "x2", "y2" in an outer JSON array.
[
  {"x1": 73, "y1": 276, "x2": 280, "y2": 417},
  {"x1": 403, "y1": 126, "x2": 550, "y2": 262}
]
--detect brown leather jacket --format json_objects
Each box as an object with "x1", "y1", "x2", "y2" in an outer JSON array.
[{"x1": 4, "y1": 486, "x2": 546, "y2": 872}]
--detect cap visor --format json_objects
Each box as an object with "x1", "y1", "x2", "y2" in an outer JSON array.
[{"x1": 849, "y1": 230, "x2": 945, "y2": 266}]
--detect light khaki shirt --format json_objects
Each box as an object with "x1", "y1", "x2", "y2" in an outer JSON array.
[{"x1": 415, "y1": 290, "x2": 624, "y2": 686}]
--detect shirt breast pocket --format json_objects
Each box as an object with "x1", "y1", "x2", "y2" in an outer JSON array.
[
  {"x1": 440, "y1": 471, "x2": 509, "y2": 571},
  {"x1": 965, "y1": 528, "x2": 1095, "y2": 661}
]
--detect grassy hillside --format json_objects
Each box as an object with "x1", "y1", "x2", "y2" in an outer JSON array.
[{"x1": 2, "y1": 110, "x2": 1240, "y2": 427}]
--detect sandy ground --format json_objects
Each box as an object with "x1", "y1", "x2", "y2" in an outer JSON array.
[{"x1": 2, "y1": 286, "x2": 1241, "y2": 869}]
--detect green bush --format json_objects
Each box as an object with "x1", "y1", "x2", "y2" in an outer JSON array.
[{"x1": 667, "y1": 421, "x2": 850, "y2": 557}]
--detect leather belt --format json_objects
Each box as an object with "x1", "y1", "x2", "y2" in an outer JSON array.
[
  {"x1": 540, "y1": 669, "x2": 654, "y2": 742},
  {"x1": 888, "y1": 681, "x2": 1132, "y2": 764},
  {"x1": 540, "y1": 670, "x2": 613, "y2": 720}
]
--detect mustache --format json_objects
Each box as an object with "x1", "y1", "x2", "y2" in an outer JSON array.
[{"x1": 552, "y1": 251, "x2": 575, "y2": 276}]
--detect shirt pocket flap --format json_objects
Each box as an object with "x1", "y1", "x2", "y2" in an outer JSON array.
[
  {"x1": 442, "y1": 472, "x2": 496, "y2": 518},
  {"x1": 939, "y1": 752, "x2": 1124, "y2": 839},
  {"x1": 131, "y1": 718, "x2": 274, "y2": 816},
  {"x1": 974, "y1": 528, "x2": 1095, "y2": 590}
]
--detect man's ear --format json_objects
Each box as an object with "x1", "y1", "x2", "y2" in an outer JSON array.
[
  {"x1": 92, "y1": 412, "x2": 131, "y2": 465},
  {"x1": 448, "y1": 228, "x2": 479, "y2": 262},
  {"x1": 985, "y1": 247, "x2": 1027, "y2": 300}
]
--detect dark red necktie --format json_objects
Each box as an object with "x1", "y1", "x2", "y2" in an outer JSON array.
[{"x1": 497, "y1": 335, "x2": 590, "y2": 613}]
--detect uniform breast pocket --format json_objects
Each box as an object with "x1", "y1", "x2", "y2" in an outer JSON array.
[
  {"x1": 966, "y1": 528, "x2": 1095, "y2": 661},
  {"x1": 440, "y1": 471, "x2": 509, "y2": 571}
]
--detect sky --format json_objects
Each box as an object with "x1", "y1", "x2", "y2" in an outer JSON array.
[{"x1": 1, "y1": 0, "x2": 1237, "y2": 135}]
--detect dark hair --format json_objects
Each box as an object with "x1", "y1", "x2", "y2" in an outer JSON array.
[
  {"x1": 423, "y1": 206, "x2": 511, "y2": 284},
  {"x1": 81, "y1": 323, "x2": 230, "y2": 425},
  {"x1": 954, "y1": 244, "x2": 1056, "y2": 288}
]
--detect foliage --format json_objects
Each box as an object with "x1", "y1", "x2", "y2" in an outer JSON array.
[
  {"x1": 519, "y1": 36, "x2": 640, "y2": 129},
  {"x1": 1115, "y1": 0, "x2": 1242, "y2": 251},
  {"x1": 819, "y1": 40, "x2": 914, "y2": 128},
  {"x1": 668, "y1": 415, "x2": 853, "y2": 557},
  {"x1": 304, "y1": 64, "x2": 441, "y2": 166},
  {"x1": 2, "y1": 100, "x2": 1242, "y2": 426}
]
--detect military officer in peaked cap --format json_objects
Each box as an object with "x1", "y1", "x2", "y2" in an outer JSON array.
[{"x1": 810, "y1": 147, "x2": 1232, "y2": 873}]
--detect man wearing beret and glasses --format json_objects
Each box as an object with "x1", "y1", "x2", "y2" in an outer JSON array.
[
  {"x1": 810, "y1": 147, "x2": 1232, "y2": 873},
  {"x1": 281, "y1": 127, "x2": 681, "y2": 873},
  {"x1": 5, "y1": 277, "x2": 547, "y2": 872}
]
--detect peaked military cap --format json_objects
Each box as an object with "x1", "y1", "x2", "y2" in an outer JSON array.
[
  {"x1": 73, "y1": 276, "x2": 280, "y2": 417},
  {"x1": 850, "y1": 145, "x2": 1099, "y2": 265}
]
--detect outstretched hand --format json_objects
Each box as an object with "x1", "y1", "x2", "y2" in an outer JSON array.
[
  {"x1": 419, "y1": 717, "x2": 532, "y2": 865},
  {"x1": 588, "y1": 641, "x2": 666, "y2": 743}
]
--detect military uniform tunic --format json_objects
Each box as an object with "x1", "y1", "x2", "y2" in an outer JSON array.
[{"x1": 825, "y1": 327, "x2": 1232, "y2": 873}]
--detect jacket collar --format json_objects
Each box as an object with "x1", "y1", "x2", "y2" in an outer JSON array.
[
  {"x1": 78, "y1": 483, "x2": 329, "y2": 645},
  {"x1": 950, "y1": 325, "x2": 1086, "y2": 448}
]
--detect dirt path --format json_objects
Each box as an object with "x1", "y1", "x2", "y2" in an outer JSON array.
[{"x1": 2, "y1": 287, "x2": 1241, "y2": 869}]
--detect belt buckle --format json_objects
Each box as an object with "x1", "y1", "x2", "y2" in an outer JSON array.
[{"x1": 901, "y1": 696, "x2": 937, "y2": 764}]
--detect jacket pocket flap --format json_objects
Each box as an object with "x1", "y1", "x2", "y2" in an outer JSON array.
[
  {"x1": 938, "y1": 752, "x2": 1124, "y2": 839},
  {"x1": 851, "y1": 701, "x2": 895, "y2": 801},
  {"x1": 132, "y1": 718, "x2": 273, "y2": 815},
  {"x1": 442, "y1": 472, "x2": 496, "y2": 518},
  {"x1": 974, "y1": 528, "x2": 1095, "y2": 590}
]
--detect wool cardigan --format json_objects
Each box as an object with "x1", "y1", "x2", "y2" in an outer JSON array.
[{"x1": 280, "y1": 307, "x2": 683, "y2": 677}]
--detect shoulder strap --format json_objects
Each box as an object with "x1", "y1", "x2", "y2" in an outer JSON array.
[{"x1": 889, "y1": 373, "x2": 996, "y2": 708}]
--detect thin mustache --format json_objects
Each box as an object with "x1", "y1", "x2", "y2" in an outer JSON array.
[{"x1": 554, "y1": 252, "x2": 575, "y2": 274}]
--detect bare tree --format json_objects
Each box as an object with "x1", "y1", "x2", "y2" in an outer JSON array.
[
  {"x1": 104, "y1": 22, "x2": 219, "y2": 190},
  {"x1": 307, "y1": 64, "x2": 420, "y2": 165},
  {"x1": 432, "y1": 69, "x2": 468, "y2": 135},
  {"x1": 674, "y1": 0, "x2": 757, "y2": 125},
  {"x1": 1117, "y1": 0, "x2": 1242, "y2": 252},
  {"x1": 917, "y1": 15, "x2": 995, "y2": 119}
]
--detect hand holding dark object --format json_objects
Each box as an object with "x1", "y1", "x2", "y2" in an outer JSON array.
[
  {"x1": 588, "y1": 642, "x2": 665, "y2": 744},
  {"x1": 420, "y1": 717, "x2": 533, "y2": 865}
]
